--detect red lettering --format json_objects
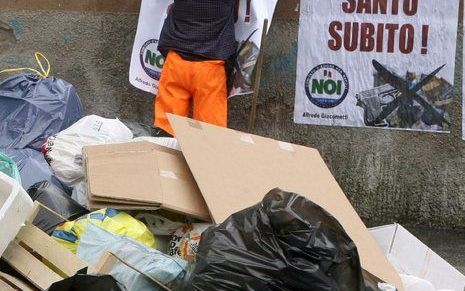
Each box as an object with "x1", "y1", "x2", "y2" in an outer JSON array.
[
  {"x1": 376, "y1": 23, "x2": 385, "y2": 52},
  {"x1": 391, "y1": 0, "x2": 400, "y2": 15},
  {"x1": 342, "y1": 0, "x2": 356, "y2": 13},
  {"x1": 328, "y1": 21, "x2": 343, "y2": 51},
  {"x1": 373, "y1": 0, "x2": 388, "y2": 14},
  {"x1": 403, "y1": 0, "x2": 418, "y2": 16},
  {"x1": 360, "y1": 23, "x2": 375, "y2": 51},
  {"x1": 344, "y1": 22, "x2": 359, "y2": 51},
  {"x1": 399, "y1": 24, "x2": 414, "y2": 53},
  {"x1": 385, "y1": 23, "x2": 399, "y2": 53},
  {"x1": 357, "y1": 0, "x2": 372, "y2": 13}
]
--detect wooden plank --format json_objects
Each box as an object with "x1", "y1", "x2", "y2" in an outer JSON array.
[
  {"x1": 91, "y1": 252, "x2": 119, "y2": 275},
  {"x1": 92, "y1": 252, "x2": 171, "y2": 291},
  {"x1": 2, "y1": 242, "x2": 62, "y2": 290},
  {"x1": 0, "y1": 0, "x2": 299, "y2": 19},
  {"x1": 0, "y1": 279, "x2": 16, "y2": 291},
  {"x1": 248, "y1": 19, "x2": 269, "y2": 133},
  {"x1": 0, "y1": 272, "x2": 36, "y2": 291},
  {"x1": 15, "y1": 224, "x2": 87, "y2": 277}
]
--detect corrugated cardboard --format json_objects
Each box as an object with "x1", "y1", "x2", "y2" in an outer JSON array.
[
  {"x1": 370, "y1": 224, "x2": 465, "y2": 291},
  {"x1": 83, "y1": 141, "x2": 210, "y2": 221},
  {"x1": 168, "y1": 114, "x2": 404, "y2": 290}
]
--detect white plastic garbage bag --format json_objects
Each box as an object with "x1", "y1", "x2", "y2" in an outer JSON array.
[
  {"x1": 400, "y1": 274, "x2": 435, "y2": 291},
  {"x1": 44, "y1": 115, "x2": 133, "y2": 185}
]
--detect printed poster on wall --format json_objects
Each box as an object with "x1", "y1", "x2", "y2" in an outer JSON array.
[
  {"x1": 294, "y1": 0, "x2": 459, "y2": 132},
  {"x1": 129, "y1": 0, "x2": 277, "y2": 98}
]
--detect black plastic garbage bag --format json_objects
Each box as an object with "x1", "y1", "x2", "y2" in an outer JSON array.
[
  {"x1": 48, "y1": 274, "x2": 127, "y2": 291},
  {"x1": 191, "y1": 188, "x2": 368, "y2": 291},
  {"x1": 27, "y1": 181, "x2": 89, "y2": 234},
  {"x1": 0, "y1": 73, "x2": 83, "y2": 151},
  {"x1": 1, "y1": 148, "x2": 71, "y2": 194}
]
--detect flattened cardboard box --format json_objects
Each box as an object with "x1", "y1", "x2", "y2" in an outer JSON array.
[
  {"x1": 168, "y1": 114, "x2": 404, "y2": 291},
  {"x1": 83, "y1": 141, "x2": 210, "y2": 221}
]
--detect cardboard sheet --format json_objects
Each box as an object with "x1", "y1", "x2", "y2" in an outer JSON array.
[
  {"x1": 168, "y1": 114, "x2": 403, "y2": 290},
  {"x1": 84, "y1": 141, "x2": 210, "y2": 221}
]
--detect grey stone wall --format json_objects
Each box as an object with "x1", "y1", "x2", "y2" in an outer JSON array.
[{"x1": 0, "y1": 8, "x2": 463, "y2": 228}]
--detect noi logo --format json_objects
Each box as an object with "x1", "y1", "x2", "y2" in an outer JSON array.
[
  {"x1": 305, "y1": 64, "x2": 349, "y2": 109},
  {"x1": 140, "y1": 39, "x2": 165, "y2": 80}
]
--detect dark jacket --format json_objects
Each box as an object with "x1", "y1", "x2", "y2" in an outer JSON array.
[{"x1": 158, "y1": 0, "x2": 237, "y2": 61}]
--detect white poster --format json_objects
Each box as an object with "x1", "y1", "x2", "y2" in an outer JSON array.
[
  {"x1": 295, "y1": 0, "x2": 459, "y2": 133},
  {"x1": 129, "y1": 0, "x2": 277, "y2": 97}
]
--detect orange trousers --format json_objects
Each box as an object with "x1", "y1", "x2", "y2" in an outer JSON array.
[{"x1": 154, "y1": 51, "x2": 228, "y2": 136}]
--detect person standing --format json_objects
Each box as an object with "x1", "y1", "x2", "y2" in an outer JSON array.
[{"x1": 153, "y1": 0, "x2": 237, "y2": 136}]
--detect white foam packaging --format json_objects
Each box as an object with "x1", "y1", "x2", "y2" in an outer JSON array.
[
  {"x1": 370, "y1": 224, "x2": 465, "y2": 291},
  {"x1": 0, "y1": 172, "x2": 33, "y2": 256}
]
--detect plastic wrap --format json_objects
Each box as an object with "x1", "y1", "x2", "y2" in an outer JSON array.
[
  {"x1": 191, "y1": 188, "x2": 369, "y2": 291},
  {"x1": 1, "y1": 148, "x2": 70, "y2": 194},
  {"x1": 0, "y1": 73, "x2": 82, "y2": 151}
]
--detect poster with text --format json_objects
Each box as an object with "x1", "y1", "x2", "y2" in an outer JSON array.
[
  {"x1": 295, "y1": 0, "x2": 459, "y2": 132},
  {"x1": 129, "y1": 0, "x2": 277, "y2": 98}
]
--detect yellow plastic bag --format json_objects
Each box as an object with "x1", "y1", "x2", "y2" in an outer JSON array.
[{"x1": 52, "y1": 208, "x2": 156, "y2": 253}]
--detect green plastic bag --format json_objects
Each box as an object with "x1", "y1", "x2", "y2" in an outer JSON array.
[{"x1": 0, "y1": 152, "x2": 21, "y2": 182}]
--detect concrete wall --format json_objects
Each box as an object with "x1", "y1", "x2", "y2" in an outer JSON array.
[{"x1": 0, "y1": 1, "x2": 463, "y2": 228}]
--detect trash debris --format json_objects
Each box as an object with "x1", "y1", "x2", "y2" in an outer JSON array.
[
  {"x1": 43, "y1": 115, "x2": 133, "y2": 186},
  {"x1": 132, "y1": 137, "x2": 181, "y2": 151},
  {"x1": 168, "y1": 223, "x2": 212, "y2": 262},
  {"x1": 399, "y1": 274, "x2": 435, "y2": 291},
  {"x1": 0, "y1": 271, "x2": 36, "y2": 291},
  {"x1": 0, "y1": 171, "x2": 33, "y2": 257},
  {"x1": 1, "y1": 148, "x2": 70, "y2": 194},
  {"x1": 27, "y1": 181, "x2": 89, "y2": 234},
  {"x1": 168, "y1": 114, "x2": 403, "y2": 289},
  {"x1": 48, "y1": 274, "x2": 126, "y2": 291},
  {"x1": 78, "y1": 223, "x2": 187, "y2": 291},
  {"x1": 135, "y1": 213, "x2": 185, "y2": 236},
  {"x1": 191, "y1": 188, "x2": 368, "y2": 291},
  {"x1": 370, "y1": 224, "x2": 465, "y2": 291},
  {"x1": 83, "y1": 141, "x2": 209, "y2": 220},
  {"x1": 71, "y1": 180, "x2": 88, "y2": 208},
  {"x1": 121, "y1": 120, "x2": 153, "y2": 137},
  {"x1": 0, "y1": 71, "x2": 83, "y2": 151},
  {"x1": 0, "y1": 152, "x2": 21, "y2": 182},
  {"x1": 1, "y1": 201, "x2": 88, "y2": 290},
  {"x1": 52, "y1": 208, "x2": 156, "y2": 253}
]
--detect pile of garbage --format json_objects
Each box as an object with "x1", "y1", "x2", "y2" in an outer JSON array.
[{"x1": 0, "y1": 58, "x2": 464, "y2": 291}]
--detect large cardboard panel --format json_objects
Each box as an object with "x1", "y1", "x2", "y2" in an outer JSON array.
[
  {"x1": 85, "y1": 142, "x2": 210, "y2": 221},
  {"x1": 370, "y1": 224, "x2": 465, "y2": 290},
  {"x1": 168, "y1": 114, "x2": 403, "y2": 290}
]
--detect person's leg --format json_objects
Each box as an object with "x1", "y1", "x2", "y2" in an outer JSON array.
[
  {"x1": 154, "y1": 51, "x2": 192, "y2": 136},
  {"x1": 192, "y1": 60, "x2": 228, "y2": 128}
]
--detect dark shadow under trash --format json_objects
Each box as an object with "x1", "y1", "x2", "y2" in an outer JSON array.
[
  {"x1": 190, "y1": 188, "x2": 386, "y2": 291},
  {"x1": 47, "y1": 274, "x2": 126, "y2": 291}
]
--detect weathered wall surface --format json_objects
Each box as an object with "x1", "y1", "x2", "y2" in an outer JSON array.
[{"x1": 0, "y1": 1, "x2": 463, "y2": 228}]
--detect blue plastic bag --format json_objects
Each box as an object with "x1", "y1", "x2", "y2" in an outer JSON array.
[
  {"x1": 0, "y1": 73, "x2": 83, "y2": 150},
  {"x1": 1, "y1": 148, "x2": 70, "y2": 193}
]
